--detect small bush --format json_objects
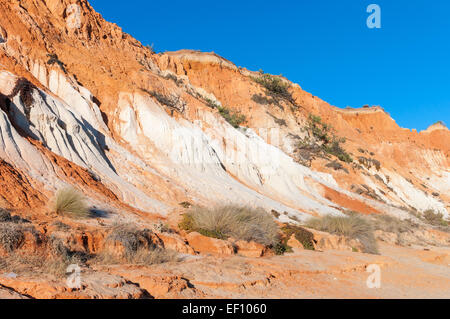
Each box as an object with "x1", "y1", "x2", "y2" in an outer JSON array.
[
  {"x1": 107, "y1": 224, "x2": 154, "y2": 255},
  {"x1": 281, "y1": 225, "x2": 315, "y2": 250},
  {"x1": 306, "y1": 215, "x2": 378, "y2": 254},
  {"x1": 323, "y1": 138, "x2": 353, "y2": 163},
  {"x1": 204, "y1": 98, "x2": 221, "y2": 109},
  {"x1": 180, "y1": 205, "x2": 279, "y2": 247},
  {"x1": 217, "y1": 106, "x2": 246, "y2": 128},
  {"x1": 251, "y1": 94, "x2": 274, "y2": 105},
  {"x1": 371, "y1": 214, "x2": 419, "y2": 234},
  {"x1": 297, "y1": 115, "x2": 353, "y2": 164},
  {"x1": 52, "y1": 221, "x2": 71, "y2": 231},
  {"x1": 52, "y1": 187, "x2": 90, "y2": 219},
  {"x1": 0, "y1": 208, "x2": 12, "y2": 222},
  {"x1": 272, "y1": 241, "x2": 292, "y2": 255},
  {"x1": 179, "y1": 201, "x2": 192, "y2": 209},
  {"x1": 252, "y1": 74, "x2": 292, "y2": 101},
  {"x1": 46, "y1": 53, "x2": 67, "y2": 73},
  {"x1": 0, "y1": 250, "x2": 82, "y2": 278},
  {"x1": 325, "y1": 160, "x2": 349, "y2": 173},
  {"x1": 0, "y1": 223, "x2": 25, "y2": 252},
  {"x1": 99, "y1": 224, "x2": 178, "y2": 265},
  {"x1": 422, "y1": 210, "x2": 448, "y2": 227}
]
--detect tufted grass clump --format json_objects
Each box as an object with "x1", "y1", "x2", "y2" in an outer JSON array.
[
  {"x1": 52, "y1": 187, "x2": 90, "y2": 219},
  {"x1": 422, "y1": 210, "x2": 448, "y2": 227},
  {"x1": 180, "y1": 205, "x2": 280, "y2": 247},
  {"x1": 0, "y1": 223, "x2": 25, "y2": 252},
  {"x1": 96, "y1": 223, "x2": 179, "y2": 266},
  {"x1": 306, "y1": 214, "x2": 378, "y2": 254}
]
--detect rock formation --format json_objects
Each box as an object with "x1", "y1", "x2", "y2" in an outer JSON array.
[{"x1": 0, "y1": 0, "x2": 448, "y2": 299}]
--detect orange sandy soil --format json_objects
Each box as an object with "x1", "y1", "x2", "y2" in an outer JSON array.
[{"x1": 0, "y1": 242, "x2": 449, "y2": 299}]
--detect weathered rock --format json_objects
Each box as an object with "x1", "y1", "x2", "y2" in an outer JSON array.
[
  {"x1": 157, "y1": 232, "x2": 195, "y2": 255},
  {"x1": 309, "y1": 229, "x2": 364, "y2": 252},
  {"x1": 230, "y1": 239, "x2": 267, "y2": 258},
  {"x1": 186, "y1": 232, "x2": 235, "y2": 256}
]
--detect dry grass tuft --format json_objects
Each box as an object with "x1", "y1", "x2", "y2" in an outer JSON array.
[
  {"x1": 0, "y1": 223, "x2": 25, "y2": 252},
  {"x1": 371, "y1": 214, "x2": 419, "y2": 234},
  {"x1": 94, "y1": 223, "x2": 179, "y2": 266},
  {"x1": 0, "y1": 252, "x2": 82, "y2": 278},
  {"x1": 180, "y1": 205, "x2": 279, "y2": 247},
  {"x1": 52, "y1": 187, "x2": 90, "y2": 219},
  {"x1": 306, "y1": 214, "x2": 379, "y2": 254},
  {"x1": 0, "y1": 235, "x2": 82, "y2": 278},
  {"x1": 422, "y1": 210, "x2": 448, "y2": 227}
]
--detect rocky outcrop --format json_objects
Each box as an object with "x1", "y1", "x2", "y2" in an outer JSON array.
[
  {"x1": 186, "y1": 232, "x2": 235, "y2": 256},
  {"x1": 0, "y1": 0, "x2": 448, "y2": 299}
]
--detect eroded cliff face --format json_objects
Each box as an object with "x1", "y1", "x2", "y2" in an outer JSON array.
[
  {"x1": 0, "y1": 0, "x2": 449, "y2": 299},
  {"x1": 0, "y1": 0, "x2": 449, "y2": 221}
]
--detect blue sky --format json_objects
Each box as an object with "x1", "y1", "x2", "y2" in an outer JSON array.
[{"x1": 89, "y1": 0, "x2": 450, "y2": 131}]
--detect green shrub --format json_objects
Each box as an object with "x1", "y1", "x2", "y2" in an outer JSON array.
[
  {"x1": 422, "y1": 210, "x2": 448, "y2": 227},
  {"x1": 306, "y1": 215, "x2": 378, "y2": 254},
  {"x1": 217, "y1": 106, "x2": 246, "y2": 128},
  {"x1": 252, "y1": 74, "x2": 292, "y2": 101},
  {"x1": 272, "y1": 241, "x2": 292, "y2": 255},
  {"x1": 52, "y1": 187, "x2": 90, "y2": 219},
  {"x1": 297, "y1": 115, "x2": 353, "y2": 164},
  {"x1": 180, "y1": 205, "x2": 279, "y2": 246},
  {"x1": 201, "y1": 97, "x2": 246, "y2": 128},
  {"x1": 281, "y1": 225, "x2": 315, "y2": 250}
]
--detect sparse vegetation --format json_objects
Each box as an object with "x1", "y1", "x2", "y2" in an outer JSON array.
[
  {"x1": 422, "y1": 210, "x2": 448, "y2": 227},
  {"x1": 179, "y1": 201, "x2": 192, "y2": 209},
  {"x1": 358, "y1": 156, "x2": 381, "y2": 171},
  {"x1": 180, "y1": 205, "x2": 279, "y2": 247},
  {"x1": 281, "y1": 225, "x2": 315, "y2": 251},
  {"x1": 272, "y1": 241, "x2": 292, "y2": 255},
  {"x1": 52, "y1": 187, "x2": 90, "y2": 219},
  {"x1": 266, "y1": 112, "x2": 287, "y2": 126},
  {"x1": 325, "y1": 160, "x2": 349, "y2": 174},
  {"x1": 0, "y1": 208, "x2": 12, "y2": 222},
  {"x1": 162, "y1": 72, "x2": 183, "y2": 86},
  {"x1": 271, "y1": 209, "x2": 281, "y2": 218},
  {"x1": 46, "y1": 53, "x2": 67, "y2": 73},
  {"x1": 217, "y1": 106, "x2": 246, "y2": 128},
  {"x1": 0, "y1": 223, "x2": 25, "y2": 252},
  {"x1": 98, "y1": 223, "x2": 179, "y2": 265},
  {"x1": 154, "y1": 221, "x2": 172, "y2": 233},
  {"x1": 201, "y1": 97, "x2": 246, "y2": 128},
  {"x1": 306, "y1": 214, "x2": 378, "y2": 254},
  {"x1": 371, "y1": 214, "x2": 419, "y2": 234},
  {"x1": 251, "y1": 73, "x2": 292, "y2": 102},
  {"x1": 0, "y1": 235, "x2": 83, "y2": 278},
  {"x1": 146, "y1": 90, "x2": 186, "y2": 113},
  {"x1": 296, "y1": 115, "x2": 353, "y2": 165},
  {"x1": 251, "y1": 94, "x2": 275, "y2": 105},
  {"x1": 52, "y1": 221, "x2": 71, "y2": 231}
]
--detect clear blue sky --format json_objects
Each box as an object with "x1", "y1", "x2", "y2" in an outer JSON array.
[{"x1": 89, "y1": 0, "x2": 450, "y2": 131}]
